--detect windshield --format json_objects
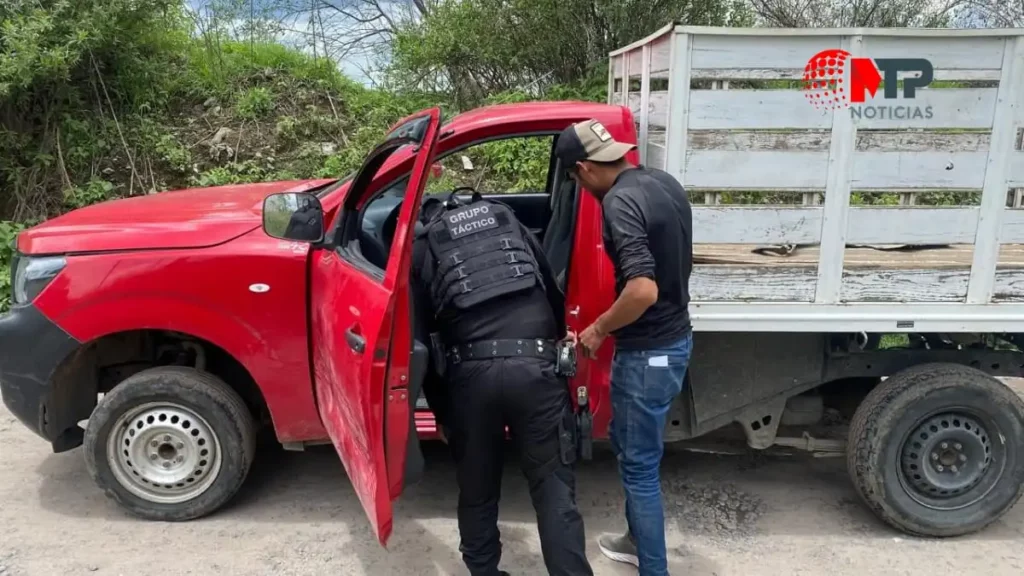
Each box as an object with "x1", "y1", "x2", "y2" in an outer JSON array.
[{"x1": 315, "y1": 172, "x2": 354, "y2": 199}]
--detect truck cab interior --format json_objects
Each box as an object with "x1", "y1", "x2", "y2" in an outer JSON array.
[
  {"x1": 357, "y1": 134, "x2": 579, "y2": 292},
  {"x1": 345, "y1": 132, "x2": 581, "y2": 488}
]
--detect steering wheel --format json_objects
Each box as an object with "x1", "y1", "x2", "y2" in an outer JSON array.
[
  {"x1": 381, "y1": 187, "x2": 486, "y2": 249},
  {"x1": 380, "y1": 191, "x2": 466, "y2": 248}
]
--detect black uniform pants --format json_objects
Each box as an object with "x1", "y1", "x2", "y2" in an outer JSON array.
[{"x1": 445, "y1": 356, "x2": 593, "y2": 576}]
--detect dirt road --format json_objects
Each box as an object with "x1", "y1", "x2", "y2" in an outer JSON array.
[{"x1": 2, "y1": 399, "x2": 1023, "y2": 576}]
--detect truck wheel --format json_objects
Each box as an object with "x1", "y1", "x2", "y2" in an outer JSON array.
[
  {"x1": 847, "y1": 363, "x2": 1024, "y2": 537},
  {"x1": 83, "y1": 366, "x2": 257, "y2": 521}
]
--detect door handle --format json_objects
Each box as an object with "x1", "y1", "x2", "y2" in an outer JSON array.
[{"x1": 346, "y1": 326, "x2": 366, "y2": 353}]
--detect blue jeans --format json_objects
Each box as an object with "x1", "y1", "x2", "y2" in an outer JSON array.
[{"x1": 608, "y1": 332, "x2": 692, "y2": 576}]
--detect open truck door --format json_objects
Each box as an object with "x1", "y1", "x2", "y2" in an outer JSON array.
[
  {"x1": 302, "y1": 108, "x2": 441, "y2": 545},
  {"x1": 560, "y1": 119, "x2": 642, "y2": 443}
]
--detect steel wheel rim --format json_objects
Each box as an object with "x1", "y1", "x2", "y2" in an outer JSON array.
[
  {"x1": 897, "y1": 408, "x2": 1006, "y2": 511},
  {"x1": 105, "y1": 402, "x2": 223, "y2": 505}
]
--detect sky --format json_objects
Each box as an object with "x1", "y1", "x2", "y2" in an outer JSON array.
[
  {"x1": 182, "y1": 0, "x2": 1013, "y2": 87},
  {"x1": 185, "y1": 0, "x2": 388, "y2": 85}
]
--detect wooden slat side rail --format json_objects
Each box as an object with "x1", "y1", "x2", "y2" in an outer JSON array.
[
  {"x1": 684, "y1": 150, "x2": 989, "y2": 190},
  {"x1": 626, "y1": 92, "x2": 668, "y2": 128},
  {"x1": 625, "y1": 88, "x2": 1005, "y2": 130},
  {"x1": 607, "y1": 26, "x2": 1024, "y2": 312},
  {"x1": 680, "y1": 131, "x2": 1024, "y2": 187},
  {"x1": 689, "y1": 34, "x2": 1006, "y2": 70},
  {"x1": 690, "y1": 68, "x2": 1002, "y2": 82},
  {"x1": 814, "y1": 34, "x2": 860, "y2": 304},
  {"x1": 627, "y1": 48, "x2": 643, "y2": 78},
  {"x1": 999, "y1": 210, "x2": 1024, "y2": 243},
  {"x1": 691, "y1": 206, "x2": 992, "y2": 245},
  {"x1": 695, "y1": 243, "x2": 1024, "y2": 270},
  {"x1": 611, "y1": 34, "x2": 671, "y2": 76},
  {"x1": 687, "y1": 130, "x2": 990, "y2": 152},
  {"x1": 638, "y1": 44, "x2": 652, "y2": 165},
  {"x1": 687, "y1": 89, "x2": 997, "y2": 130},
  {"x1": 691, "y1": 267, "x2": 816, "y2": 301},
  {"x1": 663, "y1": 32, "x2": 692, "y2": 185},
  {"x1": 967, "y1": 36, "x2": 1024, "y2": 304},
  {"x1": 691, "y1": 207, "x2": 1024, "y2": 246},
  {"x1": 673, "y1": 26, "x2": 1024, "y2": 38},
  {"x1": 648, "y1": 142, "x2": 667, "y2": 171},
  {"x1": 691, "y1": 267, "x2": 1024, "y2": 303},
  {"x1": 841, "y1": 269, "x2": 970, "y2": 302},
  {"x1": 608, "y1": 54, "x2": 619, "y2": 105},
  {"x1": 609, "y1": 22, "x2": 676, "y2": 57},
  {"x1": 692, "y1": 207, "x2": 823, "y2": 244}
]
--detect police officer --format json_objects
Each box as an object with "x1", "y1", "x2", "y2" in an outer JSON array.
[
  {"x1": 411, "y1": 193, "x2": 594, "y2": 576},
  {"x1": 282, "y1": 195, "x2": 323, "y2": 241}
]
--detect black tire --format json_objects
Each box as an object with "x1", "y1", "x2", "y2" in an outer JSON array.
[
  {"x1": 83, "y1": 366, "x2": 257, "y2": 521},
  {"x1": 847, "y1": 363, "x2": 1024, "y2": 537}
]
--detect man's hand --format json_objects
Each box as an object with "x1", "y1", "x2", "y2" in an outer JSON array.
[
  {"x1": 559, "y1": 329, "x2": 578, "y2": 345},
  {"x1": 579, "y1": 323, "x2": 607, "y2": 359}
]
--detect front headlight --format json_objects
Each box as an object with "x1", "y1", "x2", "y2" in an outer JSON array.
[{"x1": 12, "y1": 255, "x2": 66, "y2": 306}]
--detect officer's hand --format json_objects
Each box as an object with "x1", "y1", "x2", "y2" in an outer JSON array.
[{"x1": 579, "y1": 323, "x2": 606, "y2": 359}]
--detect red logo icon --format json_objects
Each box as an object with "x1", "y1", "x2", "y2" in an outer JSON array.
[{"x1": 803, "y1": 49, "x2": 884, "y2": 110}]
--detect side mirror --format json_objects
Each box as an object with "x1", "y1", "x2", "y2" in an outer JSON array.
[{"x1": 262, "y1": 192, "x2": 325, "y2": 243}]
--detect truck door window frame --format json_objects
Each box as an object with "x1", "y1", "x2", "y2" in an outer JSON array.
[
  {"x1": 332, "y1": 140, "x2": 414, "y2": 282},
  {"x1": 335, "y1": 130, "x2": 568, "y2": 281},
  {"x1": 329, "y1": 111, "x2": 436, "y2": 282}
]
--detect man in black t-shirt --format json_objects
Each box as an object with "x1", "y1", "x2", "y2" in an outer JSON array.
[{"x1": 555, "y1": 119, "x2": 693, "y2": 576}]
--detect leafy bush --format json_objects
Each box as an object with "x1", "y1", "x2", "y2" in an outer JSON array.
[
  {"x1": 0, "y1": 220, "x2": 25, "y2": 311},
  {"x1": 64, "y1": 179, "x2": 116, "y2": 210},
  {"x1": 236, "y1": 87, "x2": 274, "y2": 119}
]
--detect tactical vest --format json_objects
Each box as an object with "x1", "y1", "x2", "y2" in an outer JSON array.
[{"x1": 425, "y1": 198, "x2": 542, "y2": 312}]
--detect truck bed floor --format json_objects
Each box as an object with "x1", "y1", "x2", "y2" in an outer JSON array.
[{"x1": 695, "y1": 243, "x2": 1024, "y2": 269}]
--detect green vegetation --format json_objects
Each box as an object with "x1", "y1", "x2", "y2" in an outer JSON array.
[
  {"x1": 0, "y1": 1, "x2": 455, "y2": 311},
  {"x1": 880, "y1": 334, "x2": 911, "y2": 349},
  {"x1": 427, "y1": 135, "x2": 555, "y2": 195},
  {"x1": 8, "y1": 0, "x2": 721, "y2": 311}
]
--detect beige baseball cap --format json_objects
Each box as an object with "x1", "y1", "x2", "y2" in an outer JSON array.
[{"x1": 555, "y1": 119, "x2": 636, "y2": 165}]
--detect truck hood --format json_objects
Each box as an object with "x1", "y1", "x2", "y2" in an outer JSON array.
[{"x1": 18, "y1": 179, "x2": 336, "y2": 255}]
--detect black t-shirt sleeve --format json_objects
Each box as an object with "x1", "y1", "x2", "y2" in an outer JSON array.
[{"x1": 604, "y1": 190, "x2": 656, "y2": 283}]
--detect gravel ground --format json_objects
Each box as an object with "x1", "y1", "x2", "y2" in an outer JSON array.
[{"x1": 2, "y1": 383, "x2": 1024, "y2": 576}]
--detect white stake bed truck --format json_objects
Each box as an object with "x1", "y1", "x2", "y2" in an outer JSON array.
[{"x1": 604, "y1": 23, "x2": 1024, "y2": 538}]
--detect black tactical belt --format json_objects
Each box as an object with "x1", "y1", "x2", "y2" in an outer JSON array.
[{"x1": 447, "y1": 338, "x2": 557, "y2": 364}]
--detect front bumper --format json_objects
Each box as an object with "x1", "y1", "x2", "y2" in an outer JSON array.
[{"x1": 0, "y1": 304, "x2": 83, "y2": 451}]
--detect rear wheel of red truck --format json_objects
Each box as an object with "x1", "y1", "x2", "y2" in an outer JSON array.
[
  {"x1": 847, "y1": 363, "x2": 1024, "y2": 537},
  {"x1": 83, "y1": 366, "x2": 257, "y2": 521}
]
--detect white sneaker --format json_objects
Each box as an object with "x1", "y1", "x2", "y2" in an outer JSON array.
[{"x1": 597, "y1": 532, "x2": 639, "y2": 567}]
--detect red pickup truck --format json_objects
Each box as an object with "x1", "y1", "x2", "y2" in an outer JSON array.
[{"x1": 3, "y1": 100, "x2": 1023, "y2": 546}]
